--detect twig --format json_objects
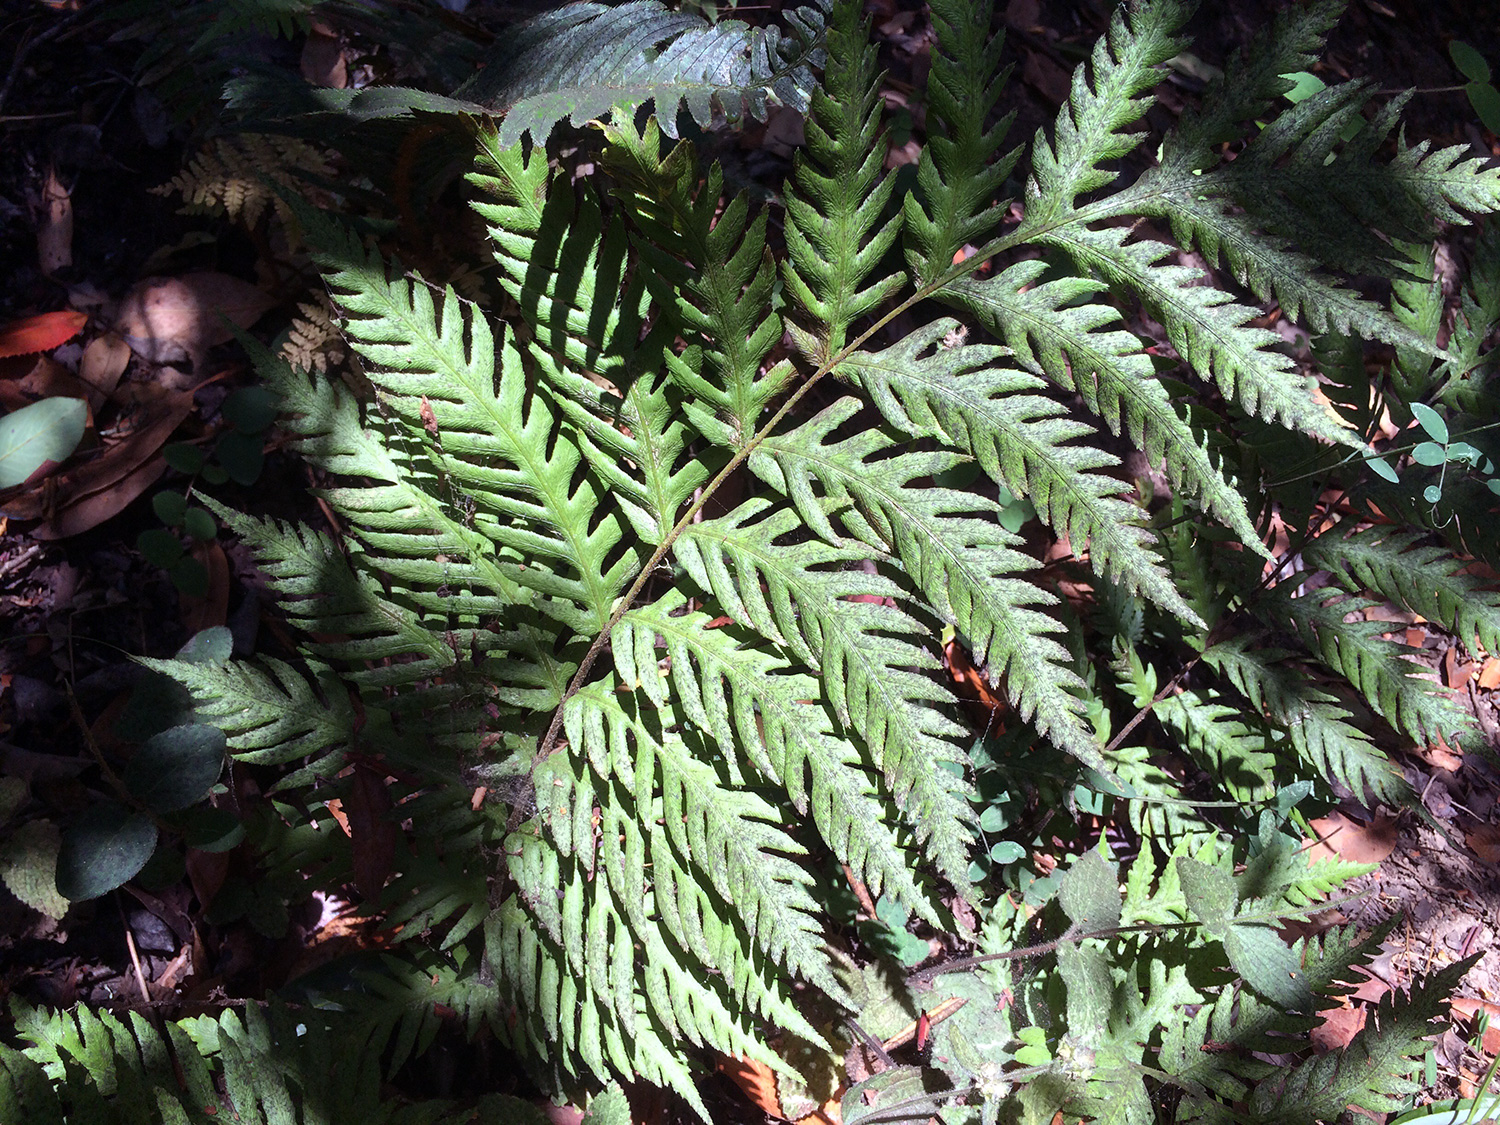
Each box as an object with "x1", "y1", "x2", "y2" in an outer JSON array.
[
  {"x1": 0, "y1": 2, "x2": 99, "y2": 117},
  {"x1": 115, "y1": 894, "x2": 153, "y2": 1005}
]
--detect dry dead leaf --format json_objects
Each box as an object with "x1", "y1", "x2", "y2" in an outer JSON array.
[
  {"x1": 37, "y1": 163, "x2": 73, "y2": 276},
  {"x1": 1480, "y1": 657, "x2": 1500, "y2": 691},
  {"x1": 77, "y1": 333, "x2": 132, "y2": 406},
  {"x1": 716, "y1": 1054, "x2": 842, "y2": 1125},
  {"x1": 1451, "y1": 996, "x2": 1500, "y2": 1055},
  {"x1": 1417, "y1": 736, "x2": 1463, "y2": 773},
  {"x1": 33, "y1": 454, "x2": 167, "y2": 540},
  {"x1": 115, "y1": 272, "x2": 274, "y2": 369},
  {"x1": 1466, "y1": 823, "x2": 1500, "y2": 864},
  {"x1": 0, "y1": 310, "x2": 88, "y2": 358},
  {"x1": 300, "y1": 21, "x2": 349, "y2": 88},
  {"x1": 180, "y1": 539, "x2": 230, "y2": 634},
  {"x1": 1311, "y1": 1001, "x2": 1367, "y2": 1053},
  {"x1": 1306, "y1": 810, "x2": 1398, "y2": 865}
]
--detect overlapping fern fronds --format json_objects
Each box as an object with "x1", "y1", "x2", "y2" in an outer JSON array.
[{"x1": 136, "y1": 0, "x2": 1500, "y2": 1116}]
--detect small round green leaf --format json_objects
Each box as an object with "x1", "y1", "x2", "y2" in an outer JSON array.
[
  {"x1": 0, "y1": 398, "x2": 87, "y2": 488},
  {"x1": 990, "y1": 840, "x2": 1026, "y2": 864},
  {"x1": 1411, "y1": 402, "x2": 1448, "y2": 443},
  {"x1": 201, "y1": 463, "x2": 229, "y2": 485},
  {"x1": 170, "y1": 557, "x2": 209, "y2": 597},
  {"x1": 978, "y1": 804, "x2": 1008, "y2": 833},
  {"x1": 122, "y1": 723, "x2": 225, "y2": 813},
  {"x1": 1451, "y1": 41, "x2": 1492, "y2": 84},
  {"x1": 163, "y1": 442, "x2": 205, "y2": 475},
  {"x1": 152, "y1": 491, "x2": 188, "y2": 526},
  {"x1": 1424, "y1": 484, "x2": 1444, "y2": 504},
  {"x1": 183, "y1": 507, "x2": 217, "y2": 542},
  {"x1": 55, "y1": 803, "x2": 158, "y2": 901},
  {"x1": 1488, "y1": 478, "x2": 1500, "y2": 495},
  {"x1": 215, "y1": 430, "x2": 264, "y2": 485},
  {"x1": 137, "y1": 528, "x2": 184, "y2": 568},
  {"x1": 221, "y1": 386, "x2": 280, "y2": 434},
  {"x1": 177, "y1": 626, "x2": 232, "y2": 665},
  {"x1": 1467, "y1": 81, "x2": 1500, "y2": 134},
  {"x1": 1445, "y1": 441, "x2": 1482, "y2": 466},
  {"x1": 1413, "y1": 441, "x2": 1448, "y2": 466}
]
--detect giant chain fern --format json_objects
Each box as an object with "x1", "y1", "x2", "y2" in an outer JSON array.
[{"x1": 142, "y1": 0, "x2": 1500, "y2": 1117}]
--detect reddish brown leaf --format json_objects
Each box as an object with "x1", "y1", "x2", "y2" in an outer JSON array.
[
  {"x1": 347, "y1": 763, "x2": 397, "y2": 903},
  {"x1": 1480, "y1": 657, "x2": 1500, "y2": 691},
  {"x1": 0, "y1": 310, "x2": 88, "y2": 358},
  {"x1": 116, "y1": 273, "x2": 274, "y2": 368},
  {"x1": 1451, "y1": 996, "x2": 1500, "y2": 1056},
  {"x1": 30, "y1": 455, "x2": 168, "y2": 540},
  {"x1": 77, "y1": 333, "x2": 132, "y2": 406},
  {"x1": 1306, "y1": 810, "x2": 1398, "y2": 865},
  {"x1": 1311, "y1": 1003, "x2": 1366, "y2": 1053},
  {"x1": 1466, "y1": 823, "x2": 1500, "y2": 864},
  {"x1": 180, "y1": 540, "x2": 230, "y2": 634}
]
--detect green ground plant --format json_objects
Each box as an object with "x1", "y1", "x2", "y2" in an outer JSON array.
[{"x1": 14, "y1": 0, "x2": 1500, "y2": 1120}]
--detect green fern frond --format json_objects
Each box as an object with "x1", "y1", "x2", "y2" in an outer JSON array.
[
  {"x1": 1043, "y1": 222, "x2": 1357, "y2": 448},
  {"x1": 1303, "y1": 525, "x2": 1500, "y2": 657},
  {"x1": 600, "y1": 117, "x2": 793, "y2": 448},
  {"x1": 941, "y1": 260, "x2": 1255, "y2": 556},
  {"x1": 1257, "y1": 581, "x2": 1476, "y2": 748},
  {"x1": 1202, "y1": 636, "x2": 1410, "y2": 806},
  {"x1": 134, "y1": 653, "x2": 354, "y2": 786},
  {"x1": 1248, "y1": 957, "x2": 1475, "y2": 1121},
  {"x1": 672, "y1": 498, "x2": 973, "y2": 888},
  {"x1": 752, "y1": 398, "x2": 1105, "y2": 785},
  {"x1": 1024, "y1": 0, "x2": 1192, "y2": 224},
  {"x1": 1155, "y1": 687, "x2": 1278, "y2": 804},
  {"x1": 781, "y1": 0, "x2": 904, "y2": 361},
  {"x1": 621, "y1": 590, "x2": 947, "y2": 911},
  {"x1": 455, "y1": 0, "x2": 831, "y2": 147},
  {"x1": 903, "y1": 0, "x2": 1016, "y2": 285}
]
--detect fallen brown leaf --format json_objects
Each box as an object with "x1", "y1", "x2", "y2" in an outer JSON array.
[
  {"x1": 1311, "y1": 1002, "x2": 1366, "y2": 1053},
  {"x1": 1480, "y1": 657, "x2": 1500, "y2": 691},
  {"x1": 180, "y1": 539, "x2": 230, "y2": 634},
  {"x1": 300, "y1": 21, "x2": 348, "y2": 88},
  {"x1": 1451, "y1": 996, "x2": 1500, "y2": 1055},
  {"x1": 116, "y1": 272, "x2": 274, "y2": 369},
  {"x1": 0, "y1": 310, "x2": 88, "y2": 358},
  {"x1": 1417, "y1": 736, "x2": 1463, "y2": 773},
  {"x1": 1306, "y1": 810, "x2": 1399, "y2": 865},
  {"x1": 37, "y1": 163, "x2": 72, "y2": 276},
  {"x1": 77, "y1": 333, "x2": 132, "y2": 406},
  {"x1": 31, "y1": 454, "x2": 167, "y2": 539},
  {"x1": 1466, "y1": 823, "x2": 1500, "y2": 864}
]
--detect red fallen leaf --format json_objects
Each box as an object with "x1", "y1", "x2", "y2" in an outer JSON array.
[
  {"x1": 347, "y1": 762, "x2": 398, "y2": 903},
  {"x1": 1466, "y1": 823, "x2": 1500, "y2": 864},
  {"x1": 1311, "y1": 1002, "x2": 1366, "y2": 1053},
  {"x1": 0, "y1": 310, "x2": 88, "y2": 358},
  {"x1": 1450, "y1": 996, "x2": 1500, "y2": 1056},
  {"x1": 1306, "y1": 810, "x2": 1398, "y2": 865},
  {"x1": 180, "y1": 540, "x2": 231, "y2": 634}
]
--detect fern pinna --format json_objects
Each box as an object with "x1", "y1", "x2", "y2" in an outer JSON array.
[{"x1": 136, "y1": 0, "x2": 1500, "y2": 1119}]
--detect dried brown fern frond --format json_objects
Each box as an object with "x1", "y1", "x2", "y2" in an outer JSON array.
[{"x1": 154, "y1": 134, "x2": 335, "y2": 232}]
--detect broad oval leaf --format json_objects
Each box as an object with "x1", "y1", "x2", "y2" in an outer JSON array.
[
  {"x1": 123, "y1": 723, "x2": 226, "y2": 813},
  {"x1": 1411, "y1": 402, "x2": 1448, "y2": 444},
  {"x1": 0, "y1": 398, "x2": 87, "y2": 488},
  {"x1": 1058, "y1": 849, "x2": 1121, "y2": 933},
  {"x1": 56, "y1": 803, "x2": 158, "y2": 901},
  {"x1": 1451, "y1": 41, "x2": 1492, "y2": 84}
]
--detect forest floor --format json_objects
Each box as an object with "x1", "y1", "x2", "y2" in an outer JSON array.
[{"x1": 4, "y1": 0, "x2": 1500, "y2": 1119}]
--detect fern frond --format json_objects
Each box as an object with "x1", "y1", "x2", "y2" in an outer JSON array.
[
  {"x1": 1024, "y1": 0, "x2": 1192, "y2": 224},
  {"x1": 1202, "y1": 636, "x2": 1410, "y2": 806},
  {"x1": 153, "y1": 133, "x2": 333, "y2": 231},
  {"x1": 844, "y1": 319, "x2": 1220, "y2": 620},
  {"x1": 1303, "y1": 525, "x2": 1500, "y2": 658},
  {"x1": 1154, "y1": 687, "x2": 1278, "y2": 804},
  {"x1": 455, "y1": 0, "x2": 832, "y2": 147},
  {"x1": 1042, "y1": 222, "x2": 1357, "y2": 448},
  {"x1": 1249, "y1": 958, "x2": 1475, "y2": 1121},
  {"x1": 941, "y1": 261, "x2": 1255, "y2": 555},
  {"x1": 752, "y1": 398, "x2": 1106, "y2": 785},
  {"x1": 672, "y1": 498, "x2": 973, "y2": 889},
  {"x1": 600, "y1": 117, "x2": 793, "y2": 447},
  {"x1": 903, "y1": 0, "x2": 1016, "y2": 285},
  {"x1": 780, "y1": 0, "x2": 903, "y2": 361},
  {"x1": 621, "y1": 590, "x2": 944, "y2": 915},
  {"x1": 1256, "y1": 581, "x2": 1476, "y2": 749},
  {"x1": 134, "y1": 654, "x2": 354, "y2": 787},
  {"x1": 305, "y1": 214, "x2": 640, "y2": 633}
]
